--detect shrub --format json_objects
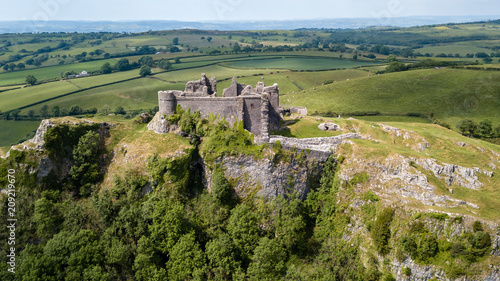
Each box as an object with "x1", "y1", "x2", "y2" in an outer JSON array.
[
  {"x1": 371, "y1": 208, "x2": 394, "y2": 255},
  {"x1": 211, "y1": 168, "x2": 233, "y2": 205},
  {"x1": 472, "y1": 221, "x2": 483, "y2": 232}
]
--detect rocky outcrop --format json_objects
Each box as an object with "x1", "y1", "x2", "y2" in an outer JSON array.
[
  {"x1": 147, "y1": 112, "x2": 180, "y2": 134},
  {"x1": 414, "y1": 158, "x2": 493, "y2": 190},
  {"x1": 30, "y1": 119, "x2": 56, "y2": 148},
  {"x1": 204, "y1": 154, "x2": 324, "y2": 200},
  {"x1": 393, "y1": 258, "x2": 447, "y2": 280},
  {"x1": 29, "y1": 118, "x2": 112, "y2": 149},
  {"x1": 361, "y1": 156, "x2": 480, "y2": 209}
]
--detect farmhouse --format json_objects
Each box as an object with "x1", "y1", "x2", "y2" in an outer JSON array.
[{"x1": 157, "y1": 74, "x2": 282, "y2": 140}]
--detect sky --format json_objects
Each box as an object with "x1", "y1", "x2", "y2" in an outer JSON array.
[{"x1": 1, "y1": 0, "x2": 500, "y2": 22}]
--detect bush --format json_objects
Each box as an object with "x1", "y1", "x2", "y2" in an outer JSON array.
[
  {"x1": 456, "y1": 119, "x2": 477, "y2": 137},
  {"x1": 211, "y1": 168, "x2": 233, "y2": 205},
  {"x1": 139, "y1": 65, "x2": 152, "y2": 77},
  {"x1": 25, "y1": 74, "x2": 37, "y2": 85},
  {"x1": 472, "y1": 221, "x2": 483, "y2": 232},
  {"x1": 371, "y1": 208, "x2": 394, "y2": 255},
  {"x1": 401, "y1": 221, "x2": 439, "y2": 263},
  {"x1": 114, "y1": 106, "x2": 126, "y2": 115}
]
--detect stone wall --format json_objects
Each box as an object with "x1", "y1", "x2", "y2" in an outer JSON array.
[
  {"x1": 243, "y1": 96, "x2": 263, "y2": 135},
  {"x1": 176, "y1": 97, "x2": 244, "y2": 126}
]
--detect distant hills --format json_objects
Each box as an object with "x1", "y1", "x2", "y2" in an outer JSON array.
[{"x1": 1, "y1": 15, "x2": 500, "y2": 33}]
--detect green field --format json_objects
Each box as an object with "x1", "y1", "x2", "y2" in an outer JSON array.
[
  {"x1": 287, "y1": 68, "x2": 500, "y2": 127},
  {"x1": 224, "y1": 57, "x2": 379, "y2": 71},
  {"x1": 0, "y1": 59, "x2": 118, "y2": 86},
  {"x1": 0, "y1": 120, "x2": 40, "y2": 147},
  {"x1": 415, "y1": 41, "x2": 493, "y2": 56}
]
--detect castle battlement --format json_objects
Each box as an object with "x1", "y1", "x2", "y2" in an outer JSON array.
[{"x1": 157, "y1": 74, "x2": 282, "y2": 140}]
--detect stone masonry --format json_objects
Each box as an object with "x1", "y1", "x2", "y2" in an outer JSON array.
[{"x1": 158, "y1": 74, "x2": 281, "y2": 140}]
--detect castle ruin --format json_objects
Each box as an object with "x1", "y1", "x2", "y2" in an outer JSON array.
[{"x1": 157, "y1": 74, "x2": 282, "y2": 140}]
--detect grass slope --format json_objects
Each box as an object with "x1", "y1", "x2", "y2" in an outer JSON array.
[
  {"x1": 287, "y1": 68, "x2": 500, "y2": 126},
  {"x1": 0, "y1": 120, "x2": 40, "y2": 147}
]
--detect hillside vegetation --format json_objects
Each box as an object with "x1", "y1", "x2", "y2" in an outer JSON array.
[{"x1": 287, "y1": 68, "x2": 500, "y2": 127}]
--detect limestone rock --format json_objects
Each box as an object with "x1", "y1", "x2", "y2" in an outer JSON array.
[
  {"x1": 415, "y1": 158, "x2": 492, "y2": 190},
  {"x1": 30, "y1": 119, "x2": 56, "y2": 148},
  {"x1": 318, "y1": 122, "x2": 342, "y2": 131},
  {"x1": 147, "y1": 112, "x2": 180, "y2": 134},
  {"x1": 136, "y1": 112, "x2": 151, "y2": 124},
  {"x1": 204, "y1": 154, "x2": 324, "y2": 200}
]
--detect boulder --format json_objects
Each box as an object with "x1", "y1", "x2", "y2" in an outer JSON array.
[{"x1": 318, "y1": 122, "x2": 342, "y2": 131}]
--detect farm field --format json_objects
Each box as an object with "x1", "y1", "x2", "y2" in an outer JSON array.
[
  {"x1": 224, "y1": 57, "x2": 380, "y2": 70},
  {"x1": 287, "y1": 68, "x2": 500, "y2": 127},
  {"x1": 414, "y1": 41, "x2": 493, "y2": 56},
  {"x1": 0, "y1": 120, "x2": 40, "y2": 147},
  {"x1": 0, "y1": 58, "x2": 118, "y2": 86}
]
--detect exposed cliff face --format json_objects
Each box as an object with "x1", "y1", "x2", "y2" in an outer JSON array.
[
  {"x1": 147, "y1": 112, "x2": 181, "y2": 134},
  {"x1": 203, "y1": 154, "x2": 324, "y2": 200},
  {"x1": 23, "y1": 118, "x2": 113, "y2": 182}
]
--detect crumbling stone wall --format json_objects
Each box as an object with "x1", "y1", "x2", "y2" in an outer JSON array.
[{"x1": 157, "y1": 74, "x2": 282, "y2": 136}]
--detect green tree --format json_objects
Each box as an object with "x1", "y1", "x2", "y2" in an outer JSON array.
[
  {"x1": 114, "y1": 106, "x2": 126, "y2": 115},
  {"x1": 26, "y1": 74, "x2": 37, "y2": 85},
  {"x1": 207, "y1": 37, "x2": 213, "y2": 42},
  {"x1": 17, "y1": 62, "x2": 26, "y2": 70},
  {"x1": 173, "y1": 37, "x2": 179, "y2": 45},
  {"x1": 371, "y1": 207, "x2": 394, "y2": 255},
  {"x1": 17, "y1": 245, "x2": 58, "y2": 280},
  {"x1": 101, "y1": 62, "x2": 112, "y2": 74},
  {"x1": 52, "y1": 105, "x2": 60, "y2": 117},
  {"x1": 11, "y1": 109, "x2": 20, "y2": 120},
  {"x1": 69, "y1": 105, "x2": 82, "y2": 115},
  {"x1": 68, "y1": 131, "x2": 101, "y2": 197},
  {"x1": 134, "y1": 236, "x2": 168, "y2": 281},
  {"x1": 115, "y1": 58, "x2": 131, "y2": 71},
  {"x1": 271, "y1": 195, "x2": 307, "y2": 252},
  {"x1": 478, "y1": 119, "x2": 493, "y2": 138},
  {"x1": 32, "y1": 191, "x2": 61, "y2": 239},
  {"x1": 456, "y1": 119, "x2": 478, "y2": 137},
  {"x1": 149, "y1": 199, "x2": 187, "y2": 255},
  {"x1": 166, "y1": 233, "x2": 207, "y2": 280},
  {"x1": 232, "y1": 43, "x2": 241, "y2": 53},
  {"x1": 385, "y1": 61, "x2": 407, "y2": 73},
  {"x1": 206, "y1": 233, "x2": 242, "y2": 279},
  {"x1": 139, "y1": 65, "x2": 152, "y2": 77},
  {"x1": 386, "y1": 54, "x2": 397, "y2": 62},
  {"x1": 174, "y1": 57, "x2": 181, "y2": 64},
  {"x1": 483, "y1": 57, "x2": 493, "y2": 63},
  {"x1": 227, "y1": 204, "x2": 260, "y2": 260},
  {"x1": 139, "y1": 56, "x2": 154, "y2": 67},
  {"x1": 40, "y1": 105, "x2": 49, "y2": 118},
  {"x1": 28, "y1": 109, "x2": 35, "y2": 120},
  {"x1": 494, "y1": 126, "x2": 500, "y2": 138},
  {"x1": 247, "y1": 237, "x2": 287, "y2": 280},
  {"x1": 158, "y1": 59, "x2": 172, "y2": 70},
  {"x1": 211, "y1": 168, "x2": 232, "y2": 205},
  {"x1": 2, "y1": 64, "x2": 8, "y2": 71}
]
